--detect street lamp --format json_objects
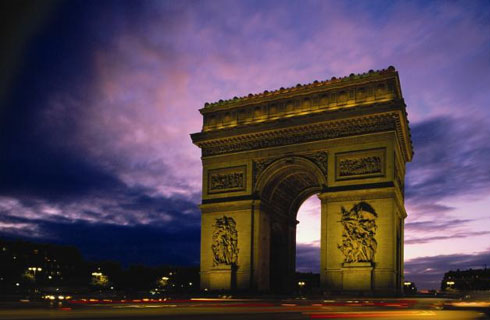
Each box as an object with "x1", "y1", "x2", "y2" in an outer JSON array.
[
  {"x1": 446, "y1": 280, "x2": 455, "y2": 290},
  {"x1": 298, "y1": 281, "x2": 306, "y2": 296}
]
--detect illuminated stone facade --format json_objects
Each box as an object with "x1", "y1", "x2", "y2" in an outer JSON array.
[{"x1": 191, "y1": 67, "x2": 413, "y2": 295}]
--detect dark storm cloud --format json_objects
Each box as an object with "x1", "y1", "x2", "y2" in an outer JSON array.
[
  {"x1": 0, "y1": 183, "x2": 201, "y2": 266},
  {"x1": 0, "y1": 1, "x2": 119, "y2": 200},
  {"x1": 0, "y1": 216, "x2": 200, "y2": 266},
  {"x1": 0, "y1": 142, "x2": 124, "y2": 200},
  {"x1": 0, "y1": 185, "x2": 200, "y2": 230},
  {"x1": 0, "y1": 0, "x2": 199, "y2": 215},
  {"x1": 41, "y1": 220, "x2": 200, "y2": 266},
  {"x1": 0, "y1": 0, "x2": 204, "y2": 266},
  {"x1": 406, "y1": 116, "x2": 490, "y2": 215},
  {"x1": 405, "y1": 249, "x2": 490, "y2": 290}
]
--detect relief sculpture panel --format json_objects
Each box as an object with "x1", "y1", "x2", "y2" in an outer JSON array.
[
  {"x1": 212, "y1": 216, "x2": 239, "y2": 266},
  {"x1": 208, "y1": 166, "x2": 246, "y2": 194},
  {"x1": 338, "y1": 202, "x2": 378, "y2": 263},
  {"x1": 335, "y1": 148, "x2": 385, "y2": 181}
]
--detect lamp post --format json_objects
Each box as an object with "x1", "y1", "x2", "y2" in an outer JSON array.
[{"x1": 298, "y1": 281, "x2": 306, "y2": 297}]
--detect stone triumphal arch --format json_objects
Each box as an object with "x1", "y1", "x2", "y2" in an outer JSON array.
[{"x1": 191, "y1": 67, "x2": 413, "y2": 295}]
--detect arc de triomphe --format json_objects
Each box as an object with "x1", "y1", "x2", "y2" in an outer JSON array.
[{"x1": 191, "y1": 66, "x2": 413, "y2": 295}]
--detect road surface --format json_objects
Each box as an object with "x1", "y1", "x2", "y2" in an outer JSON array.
[{"x1": 0, "y1": 297, "x2": 488, "y2": 319}]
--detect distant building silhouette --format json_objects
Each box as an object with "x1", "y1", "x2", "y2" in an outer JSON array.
[
  {"x1": 0, "y1": 238, "x2": 86, "y2": 292},
  {"x1": 0, "y1": 238, "x2": 199, "y2": 298},
  {"x1": 441, "y1": 268, "x2": 490, "y2": 291}
]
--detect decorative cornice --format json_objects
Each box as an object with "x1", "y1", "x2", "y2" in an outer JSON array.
[
  {"x1": 196, "y1": 112, "x2": 398, "y2": 157},
  {"x1": 201, "y1": 66, "x2": 398, "y2": 112}
]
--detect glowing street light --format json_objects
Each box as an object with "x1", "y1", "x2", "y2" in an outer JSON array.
[
  {"x1": 446, "y1": 280, "x2": 455, "y2": 289},
  {"x1": 158, "y1": 276, "x2": 170, "y2": 288},
  {"x1": 91, "y1": 271, "x2": 109, "y2": 287}
]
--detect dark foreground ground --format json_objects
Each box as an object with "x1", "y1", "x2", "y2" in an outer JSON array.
[{"x1": 0, "y1": 297, "x2": 489, "y2": 320}]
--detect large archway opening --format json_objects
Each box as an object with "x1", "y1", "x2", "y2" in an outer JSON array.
[{"x1": 256, "y1": 157, "x2": 326, "y2": 292}]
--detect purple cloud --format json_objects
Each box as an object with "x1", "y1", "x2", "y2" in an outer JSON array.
[
  {"x1": 406, "y1": 116, "x2": 490, "y2": 219},
  {"x1": 406, "y1": 231, "x2": 490, "y2": 245}
]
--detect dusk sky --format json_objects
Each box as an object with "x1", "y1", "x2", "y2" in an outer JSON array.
[{"x1": 1, "y1": 0, "x2": 490, "y2": 290}]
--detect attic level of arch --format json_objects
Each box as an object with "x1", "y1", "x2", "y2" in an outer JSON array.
[{"x1": 201, "y1": 75, "x2": 401, "y2": 132}]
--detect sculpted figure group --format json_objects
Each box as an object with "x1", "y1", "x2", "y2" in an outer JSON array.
[
  {"x1": 211, "y1": 216, "x2": 239, "y2": 266},
  {"x1": 338, "y1": 202, "x2": 378, "y2": 263}
]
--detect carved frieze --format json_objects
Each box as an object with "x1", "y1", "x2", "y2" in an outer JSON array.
[
  {"x1": 212, "y1": 216, "x2": 239, "y2": 266},
  {"x1": 338, "y1": 202, "x2": 378, "y2": 263},
  {"x1": 335, "y1": 148, "x2": 385, "y2": 181},
  {"x1": 208, "y1": 166, "x2": 246, "y2": 194},
  {"x1": 339, "y1": 156, "x2": 381, "y2": 176},
  {"x1": 200, "y1": 115, "x2": 396, "y2": 157}
]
